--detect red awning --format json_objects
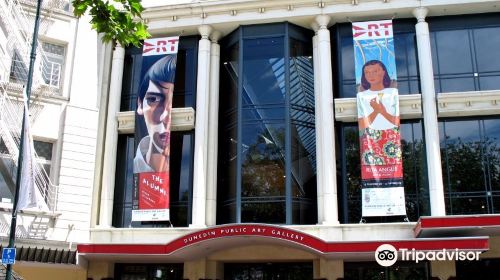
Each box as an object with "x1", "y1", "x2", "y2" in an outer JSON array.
[
  {"x1": 414, "y1": 215, "x2": 500, "y2": 238},
  {"x1": 77, "y1": 224, "x2": 489, "y2": 262}
]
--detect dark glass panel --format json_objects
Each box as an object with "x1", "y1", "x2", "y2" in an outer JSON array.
[
  {"x1": 115, "y1": 263, "x2": 184, "y2": 280},
  {"x1": 168, "y1": 132, "x2": 193, "y2": 227},
  {"x1": 224, "y1": 262, "x2": 313, "y2": 280},
  {"x1": 112, "y1": 135, "x2": 135, "y2": 227},
  {"x1": 344, "y1": 262, "x2": 430, "y2": 280},
  {"x1": 289, "y1": 36, "x2": 316, "y2": 225},
  {"x1": 457, "y1": 259, "x2": 500, "y2": 280},
  {"x1": 439, "y1": 77, "x2": 475, "y2": 93},
  {"x1": 218, "y1": 40, "x2": 239, "y2": 224},
  {"x1": 241, "y1": 197, "x2": 286, "y2": 223},
  {"x1": 440, "y1": 120, "x2": 485, "y2": 194},
  {"x1": 434, "y1": 30, "x2": 474, "y2": 75},
  {"x1": 473, "y1": 27, "x2": 500, "y2": 73},
  {"x1": 242, "y1": 107, "x2": 286, "y2": 123},
  {"x1": 480, "y1": 76, "x2": 500, "y2": 91},
  {"x1": 242, "y1": 37, "x2": 285, "y2": 106},
  {"x1": 241, "y1": 122, "x2": 286, "y2": 192},
  {"x1": 439, "y1": 118, "x2": 500, "y2": 215},
  {"x1": 483, "y1": 120, "x2": 500, "y2": 192}
]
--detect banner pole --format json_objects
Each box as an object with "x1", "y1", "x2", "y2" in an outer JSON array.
[{"x1": 5, "y1": 0, "x2": 43, "y2": 278}]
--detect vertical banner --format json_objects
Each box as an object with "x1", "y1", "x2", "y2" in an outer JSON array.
[
  {"x1": 352, "y1": 20, "x2": 406, "y2": 217},
  {"x1": 132, "y1": 36, "x2": 179, "y2": 222}
]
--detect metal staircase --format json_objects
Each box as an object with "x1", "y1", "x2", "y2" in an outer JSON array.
[{"x1": 0, "y1": 0, "x2": 62, "y2": 217}]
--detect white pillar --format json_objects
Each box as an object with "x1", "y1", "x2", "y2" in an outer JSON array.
[
  {"x1": 98, "y1": 44, "x2": 125, "y2": 227},
  {"x1": 413, "y1": 7, "x2": 446, "y2": 216},
  {"x1": 191, "y1": 25, "x2": 212, "y2": 227},
  {"x1": 311, "y1": 22, "x2": 324, "y2": 224},
  {"x1": 315, "y1": 15, "x2": 339, "y2": 225},
  {"x1": 206, "y1": 30, "x2": 221, "y2": 226}
]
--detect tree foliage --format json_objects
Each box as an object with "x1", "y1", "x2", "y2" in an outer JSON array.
[{"x1": 72, "y1": 0, "x2": 150, "y2": 47}]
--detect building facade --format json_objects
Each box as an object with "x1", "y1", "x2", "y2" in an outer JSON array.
[
  {"x1": 0, "y1": 0, "x2": 104, "y2": 278},
  {"x1": 80, "y1": 0, "x2": 500, "y2": 279}
]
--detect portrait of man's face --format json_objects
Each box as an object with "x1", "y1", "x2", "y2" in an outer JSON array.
[{"x1": 137, "y1": 80, "x2": 174, "y2": 156}]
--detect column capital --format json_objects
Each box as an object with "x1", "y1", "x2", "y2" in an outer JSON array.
[
  {"x1": 315, "y1": 14, "x2": 331, "y2": 29},
  {"x1": 311, "y1": 21, "x2": 320, "y2": 33},
  {"x1": 413, "y1": 7, "x2": 428, "y2": 22},
  {"x1": 198, "y1": 25, "x2": 213, "y2": 39},
  {"x1": 210, "y1": 30, "x2": 222, "y2": 43}
]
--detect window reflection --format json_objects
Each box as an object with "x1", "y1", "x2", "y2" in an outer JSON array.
[
  {"x1": 218, "y1": 24, "x2": 316, "y2": 225},
  {"x1": 440, "y1": 118, "x2": 500, "y2": 215},
  {"x1": 430, "y1": 15, "x2": 500, "y2": 93}
]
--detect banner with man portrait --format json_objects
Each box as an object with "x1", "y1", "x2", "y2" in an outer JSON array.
[
  {"x1": 352, "y1": 20, "x2": 406, "y2": 217},
  {"x1": 132, "y1": 36, "x2": 179, "y2": 222}
]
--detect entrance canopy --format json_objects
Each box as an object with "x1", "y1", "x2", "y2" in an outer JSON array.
[{"x1": 78, "y1": 224, "x2": 489, "y2": 262}]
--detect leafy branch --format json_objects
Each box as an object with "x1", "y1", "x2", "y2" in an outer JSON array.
[{"x1": 72, "y1": 0, "x2": 150, "y2": 47}]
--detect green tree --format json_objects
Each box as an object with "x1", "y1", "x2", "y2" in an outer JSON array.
[{"x1": 72, "y1": 0, "x2": 150, "y2": 47}]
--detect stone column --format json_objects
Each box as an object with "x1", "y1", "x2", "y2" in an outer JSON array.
[
  {"x1": 311, "y1": 21, "x2": 325, "y2": 224},
  {"x1": 413, "y1": 7, "x2": 446, "y2": 216},
  {"x1": 191, "y1": 25, "x2": 212, "y2": 227},
  {"x1": 206, "y1": 30, "x2": 221, "y2": 226},
  {"x1": 98, "y1": 44, "x2": 124, "y2": 227},
  {"x1": 315, "y1": 15, "x2": 339, "y2": 225}
]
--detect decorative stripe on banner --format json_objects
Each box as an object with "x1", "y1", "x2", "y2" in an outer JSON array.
[
  {"x1": 132, "y1": 36, "x2": 179, "y2": 222},
  {"x1": 352, "y1": 20, "x2": 406, "y2": 217}
]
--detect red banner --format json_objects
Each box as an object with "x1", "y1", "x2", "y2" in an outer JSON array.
[{"x1": 132, "y1": 36, "x2": 179, "y2": 222}]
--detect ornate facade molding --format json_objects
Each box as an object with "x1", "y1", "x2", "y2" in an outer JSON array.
[{"x1": 437, "y1": 90, "x2": 500, "y2": 118}]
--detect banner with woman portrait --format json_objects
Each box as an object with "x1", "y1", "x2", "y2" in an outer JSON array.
[
  {"x1": 352, "y1": 20, "x2": 406, "y2": 217},
  {"x1": 132, "y1": 36, "x2": 179, "y2": 222}
]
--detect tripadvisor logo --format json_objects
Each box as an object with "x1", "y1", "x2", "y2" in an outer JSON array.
[
  {"x1": 375, "y1": 244, "x2": 482, "y2": 267},
  {"x1": 375, "y1": 244, "x2": 398, "y2": 267}
]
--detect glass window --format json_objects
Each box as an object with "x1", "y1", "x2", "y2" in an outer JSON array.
[
  {"x1": 0, "y1": 140, "x2": 53, "y2": 203},
  {"x1": 41, "y1": 42, "x2": 65, "y2": 88},
  {"x1": 456, "y1": 259, "x2": 500, "y2": 280},
  {"x1": 339, "y1": 120, "x2": 429, "y2": 223},
  {"x1": 429, "y1": 13, "x2": 500, "y2": 93},
  {"x1": 112, "y1": 36, "x2": 198, "y2": 228},
  {"x1": 115, "y1": 263, "x2": 183, "y2": 280},
  {"x1": 440, "y1": 118, "x2": 500, "y2": 215},
  {"x1": 334, "y1": 20, "x2": 420, "y2": 98},
  {"x1": 34, "y1": 140, "x2": 53, "y2": 177},
  {"x1": 225, "y1": 262, "x2": 313, "y2": 280},
  {"x1": 344, "y1": 261, "x2": 431, "y2": 280},
  {"x1": 217, "y1": 23, "x2": 316, "y2": 225}
]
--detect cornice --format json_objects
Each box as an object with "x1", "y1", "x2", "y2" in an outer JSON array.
[
  {"x1": 437, "y1": 90, "x2": 500, "y2": 118},
  {"x1": 335, "y1": 90, "x2": 500, "y2": 123},
  {"x1": 142, "y1": 0, "x2": 500, "y2": 36}
]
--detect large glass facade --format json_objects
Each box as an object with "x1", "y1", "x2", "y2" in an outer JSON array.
[
  {"x1": 218, "y1": 23, "x2": 317, "y2": 225},
  {"x1": 112, "y1": 37, "x2": 198, "y2": 228},
  {"x1": 440, "y1": 118, "x2": 500, "y2": 215},
  {"x1": 339, "y1": 120, "x2": 430, "y2": 223}
]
